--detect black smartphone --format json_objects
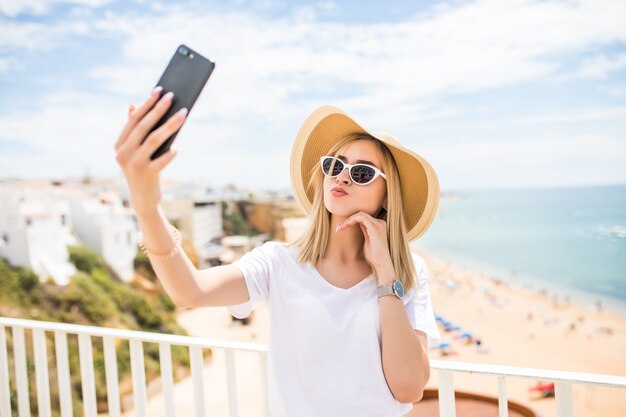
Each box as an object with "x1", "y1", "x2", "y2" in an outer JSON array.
[{"x1": 143, "y1": 44, "x2": 215, "y2": 160}]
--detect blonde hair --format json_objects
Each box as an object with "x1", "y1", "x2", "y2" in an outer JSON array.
[{"x1": 287, "y1": 132, "x2": 418, "y2": 294}]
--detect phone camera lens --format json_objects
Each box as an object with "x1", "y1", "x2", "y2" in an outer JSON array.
[{"x1": 178, "y1": 46, "x2": 189, "y2": 56}]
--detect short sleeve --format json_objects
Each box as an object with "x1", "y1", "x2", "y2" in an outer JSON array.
[
  {"x1": 226, "y1": 241, "x2": 275, "y2": 319},
  {"x1": 403, "y1": 253, "x2": 441, "y2": 344}
]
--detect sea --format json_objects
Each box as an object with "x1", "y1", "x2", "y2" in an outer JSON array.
[{"x1": 410, "y1": 183, "x2": 626, "y2": 315}]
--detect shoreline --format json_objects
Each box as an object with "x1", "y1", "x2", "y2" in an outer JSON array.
[{"x1": 413, "y1": 245, "x2": 626, "y2": 317}]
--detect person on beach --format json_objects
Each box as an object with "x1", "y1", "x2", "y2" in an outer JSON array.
[{"x1": 114, "y1": 88, "x2": 442, "y2": 417}]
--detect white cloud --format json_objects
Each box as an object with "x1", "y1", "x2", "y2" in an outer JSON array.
[
  {"x1": 2, "y1": 0, "x2": 626, "y2": 190},
  {"x1": 433, "y1": 106, "x2": 626, "y2": 132},
  {"x1": 84, "y1": 0, "x2": 626, "y2": 113},
  {"x1": 427, "y1": 132, "x2": 626, "y2": 190},
  {"x1": 0, "y1": 0, "x2": 114, "y2": 17},
  {"x1": 0, "y1": 56, "x2": 15, "y2": 72},
  {"x1": 0, "y1": 18, "x2": 93, "y2": 50},
  {"x1": 599, "y1": 83, "x2": 626, "y2": 97},
  {"x1": 577, "y1": 53, "x2": 626, "y2": 78}
]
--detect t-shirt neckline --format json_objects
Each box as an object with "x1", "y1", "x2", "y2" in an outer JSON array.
[{"x1": 307, "y1": 262, "x2": 375, "y2": 292}]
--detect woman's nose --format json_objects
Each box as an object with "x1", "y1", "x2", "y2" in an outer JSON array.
[{"x1": 336, "y1": 166, "x2": 351, "y2": 184}]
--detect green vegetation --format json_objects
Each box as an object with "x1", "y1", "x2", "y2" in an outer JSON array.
[
  {"x1": 221, "y1": 200, "x2": 262, "y2": 236},
  {"x1": 0, "y1": 243, "x2": 204, "y2": 416}
]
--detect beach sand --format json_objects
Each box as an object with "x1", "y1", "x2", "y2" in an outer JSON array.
[
  {"x1": 417, "y1": 249, "x2": 626, "y2": 417},
  {"x1": 115, "y1": 249, "x2": 626, "y2": 417}
]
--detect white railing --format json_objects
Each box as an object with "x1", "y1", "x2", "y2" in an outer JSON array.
[
  {"x1": 0, "y1": 317, "x2": 269, "y2": 417},
  {"x1": 1, "y1": 316, "x2": 625, "y2": 417},
  {"x1": 430, "y1": 359, "x2": 626, "y2": 417}
]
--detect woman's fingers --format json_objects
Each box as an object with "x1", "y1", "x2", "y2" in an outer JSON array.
[
  {"x1": 114, "y1": 86, "x2": 162, "y2": 152},
  {"x1": 125, "y1": 91, "x2": 175, "y2": 150},
  {"x1": 137, "y1": 106, "x2": 188, "y2": 163},
  {"x1": 337, "y1": 211, "x2": 381, "y2": 232},
  {"x1": 116, "y1": 91, "x2": 174, "y2": 166},
  {"x1": 337, "y1": 213, "x2": 364, "y2": 231},
  {"x1": 148, "y1": 145, "x2": 179, "y2": 174}
]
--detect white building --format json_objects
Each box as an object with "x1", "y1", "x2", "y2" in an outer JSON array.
[
  {"x1": 160, "y1": 197, "x2": 224, "y2": 267},
  {"x1": 66, "y1": 188, "x2": 138, "y2": 282},
  {"x1": 0, "y1": 180, "x2": 139, "y2": 285},
  {"x1": 0, "y1": 183, "x2": 77, "y2": 285}
]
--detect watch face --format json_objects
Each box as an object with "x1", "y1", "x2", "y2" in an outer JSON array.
[{"x1": 393, "y1": 280, "x2": 404, "y2": 298}]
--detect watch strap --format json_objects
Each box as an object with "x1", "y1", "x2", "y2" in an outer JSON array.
[{"x1": 378, "y1": 283, "x2": 396, "y2": 298}]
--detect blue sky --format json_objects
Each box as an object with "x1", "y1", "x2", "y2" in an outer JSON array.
[{"x1": 1, "y1": 0, "x2": 625, "y2": 192}]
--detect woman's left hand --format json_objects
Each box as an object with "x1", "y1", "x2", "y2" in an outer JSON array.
[{"x1": 336, "y1": 211, "x2": 392, "y2": 271}]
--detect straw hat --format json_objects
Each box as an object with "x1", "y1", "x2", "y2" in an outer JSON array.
[{"x1": 289, "y1": 105, "x2": 440, "y2": 242}]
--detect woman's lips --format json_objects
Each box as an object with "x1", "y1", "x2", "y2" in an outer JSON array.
[{"x1": 331, "y1": 189, "x2": 348, "y2": 197}]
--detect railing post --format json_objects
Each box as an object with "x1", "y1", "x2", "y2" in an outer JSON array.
[
  {"x1": 54, "y1": 332, "x2": 73, "y2": 417},
  {"x1": 225, "y1": 349, "x2": 239, "y2": 417},
  {"x1": 497, "y1": 376, "x2": 509, "y2": 417},
  {"x1": 259, "y1": 351, "x2": 271, "y2": 417},
  {"x1": 32, "y1": 329, "x2": 51, "y2": 417},
  {"x1": 0, "y1": 326, "x2": 11, "y2": 417},
  {"x1": 190, "y1": 345, "x2": 206, "y2": 417},
  {"x1": 130, "y1": 339, "x2": 148, "y2": 417},
  {"x1": 12, "y1": 326, "x2": 30, "y2": 417},
  {"x1": 159, "y1": 342, "x2": 175, "y2": 417},
  {"x1": 103, "y1": 336, "x2": 121, "y2": 417},
  {"x1": 438, "y1": 370, "x2": 456, "y2": 417},
  {"x1": 78, "y1": 333, "x2": 97, "y2": 417},
  {"x1": 555, "y1": 381, "x2": 574, "y2": 417}
]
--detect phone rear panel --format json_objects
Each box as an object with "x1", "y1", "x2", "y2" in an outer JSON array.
[{"x1": 147, "y1": 45, "x2": 215, "y2": 160}]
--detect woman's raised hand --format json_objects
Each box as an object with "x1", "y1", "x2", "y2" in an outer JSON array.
[{"x1": 113, "y1": 86, "x2": 188, "y2": 214}]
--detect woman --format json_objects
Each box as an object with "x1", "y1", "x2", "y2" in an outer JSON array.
[{"x1": 114, "y1": 88, "x2": 441, "y2": 417}]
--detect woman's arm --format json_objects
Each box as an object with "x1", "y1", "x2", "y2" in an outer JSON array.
[
  {"x1": 378, "y1": 265, "x2": 431, "y2": 404},
  {"x1": 135, "y1": 204, "x2": 251, "y2": 308},
  {"x1": 114, "y1": 88, "x2": 249, "y2": 310}
]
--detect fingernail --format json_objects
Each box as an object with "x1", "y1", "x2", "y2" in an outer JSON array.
[
  {"x1": 177, "y1": 107, "x2": 188, "y2": 117},
  {"x1": 163, "y1": 91, "x2": 174, "y2": 101},
  {"x1": 336, "y1": 225, "x2": 340, "y2": 232},
  {"x1": 152, "y1": 86, "x2": 163, "y2": 95}
]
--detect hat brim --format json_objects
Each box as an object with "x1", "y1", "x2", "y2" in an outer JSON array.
[{"x1": 290, "y1": 105, "x2": 439, "y2": 242}]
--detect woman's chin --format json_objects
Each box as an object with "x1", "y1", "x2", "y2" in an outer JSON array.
[
  {"x1": 326, "y1": 205, "x2": 375, "y2": 218},
  {"x1": 325, "y1": 205, "x2": 354, "y2": 217}
]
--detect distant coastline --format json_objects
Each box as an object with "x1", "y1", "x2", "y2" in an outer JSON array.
[
  {"x1": 415, "y1": 245, "x2": 626, "y2": 317},
  {"x1": 414, "y1": 183, "x2": 626, "y2": 316}
]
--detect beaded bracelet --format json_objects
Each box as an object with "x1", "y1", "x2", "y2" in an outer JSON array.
[{"x1": 138, "y1": 223, "x2": 182, "y2": 259}]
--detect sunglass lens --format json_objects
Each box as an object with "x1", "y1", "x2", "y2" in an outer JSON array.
[
  {"x1": 322, "y1": 158, "x2": 344, "y2": 176},
  {"x1": 352, "y1": 165, "x2": 375, "y2": 184}
]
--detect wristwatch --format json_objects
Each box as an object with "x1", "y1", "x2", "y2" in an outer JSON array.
[{"x1": 377, "y1": 279, "x2": 404, "y2": 299}]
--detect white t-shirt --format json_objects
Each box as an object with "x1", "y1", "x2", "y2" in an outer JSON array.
[{"x1": 226, "y1": 241, "x2": 441, "y2": 417}]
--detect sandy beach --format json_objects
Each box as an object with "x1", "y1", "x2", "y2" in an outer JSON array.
[
  {"x1": 116, "y1": 249, "x2": 626, "y2": 417},
  {"x1": 416, "y1": 249, "x2": 626, "y2": 417}
]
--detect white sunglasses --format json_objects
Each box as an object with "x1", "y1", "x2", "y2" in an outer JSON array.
[{"x1": 319, "y1": 156, "x2": 387, "y2": 185}]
